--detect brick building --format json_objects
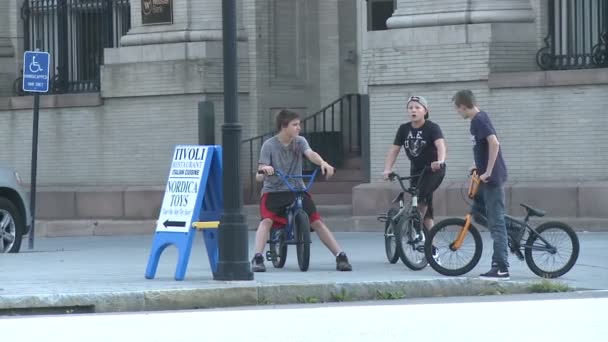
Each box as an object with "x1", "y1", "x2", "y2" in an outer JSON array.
[{"x1": 0, "y1": 0, "x2": 606, "y2": 224}]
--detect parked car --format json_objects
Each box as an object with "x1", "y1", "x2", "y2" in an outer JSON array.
[{"x1": 0, "y1": 163, "x2": 33, "y2": 253}]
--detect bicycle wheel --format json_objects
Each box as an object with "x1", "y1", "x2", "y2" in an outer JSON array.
[
  {"x1": 384, "y1": 208, "x2": 400, "y2": 264},
  {"x1": 524, "y1": 221, "x2": 580, "y2": 278},
  {"x1": 424, "y1": 218, "x2": 483, "y2": 276},
  {"x1": 395, "y1": 217, "x2": 428, "y2": 270},
  {"x1": 269, "y1": 228, "x2": 288, "y2": 268},
  {"x1": 294, "y1": 209, "x2": 311, "y2": 271}
]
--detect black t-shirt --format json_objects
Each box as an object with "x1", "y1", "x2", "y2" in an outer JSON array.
[
  {"x1": 470, "y1": 111, "x2": 508, "y2": 185},
  {"x1": 393, "y1": 120, "x2": 444, "y2": 172}
]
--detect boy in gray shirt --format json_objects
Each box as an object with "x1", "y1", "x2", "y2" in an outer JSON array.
[{"x1": 252, "y1": 109, "x2": 352, "y2": 272}]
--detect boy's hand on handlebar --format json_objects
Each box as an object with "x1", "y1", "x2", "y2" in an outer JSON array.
[
  {"x1": 431, "y1": 161, "x2": 445, "y2": 172},
  {"x1": 259, "y1": 165, "x2": 275, "y2": 176},
  {"x1": 320, "y1": 162, "x2": 335, "y2": 179},
  {"x1": 382, "y1": 169, "x2": 392, "y2": 180}
]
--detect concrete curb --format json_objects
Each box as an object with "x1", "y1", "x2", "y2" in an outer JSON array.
[{"x1": 0, "y1": 278, "x2": 582, "y2": 315}]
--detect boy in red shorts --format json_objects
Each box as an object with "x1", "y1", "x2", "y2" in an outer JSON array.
[{"x1": 251, "y1": 109, "x2": 353, "y2": 272}]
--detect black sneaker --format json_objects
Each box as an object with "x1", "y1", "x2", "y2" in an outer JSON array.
[
  {"x1": 251, "y1": 254, "x2": 266, "y2": 272},
  {"x1": 336, "y1": 252, "x2": 352, "y2": 271},
  {"x1": 480, "y1": 267, "x2": 510, "y2": 280}
]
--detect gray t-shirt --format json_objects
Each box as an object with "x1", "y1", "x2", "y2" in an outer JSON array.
[{"x1": 259, "y1": 135, "x2": 312, "y2": 194}]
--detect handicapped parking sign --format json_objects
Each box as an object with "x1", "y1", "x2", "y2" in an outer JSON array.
[{"x1": 22, "y1": 51, "x2": 51, "y2": 93}]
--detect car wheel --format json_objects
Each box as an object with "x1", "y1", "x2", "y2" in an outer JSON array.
[{"x1": 0, "y1": 197, "x2": 24, "y2": 253}]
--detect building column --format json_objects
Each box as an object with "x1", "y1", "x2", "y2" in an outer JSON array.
[
  {"x1": 385, "y1": 0, "x2": 537, "y2": 73},
  {"x1": 120, "y1": 0, "x2": 245, "y2": 47},
  {"x1": 0, "y1": 0, "x2": 19, "y2": 96},
  {"x1": 387, "y1": 0, "x2": 535, "y2": 29},
  {"x1": 318, "y1": 0, "x2": 340, "y2": 106},
  {"x1": 102, "y1": 0, "x2": 249, "y2": 99}
]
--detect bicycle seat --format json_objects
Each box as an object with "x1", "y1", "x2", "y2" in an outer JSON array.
[
  {"x1": 391, "y1": 192, "x2": 405, "y2": 204},
  {"x1": 520, "y1": 203, "x2": 546, "y2": 217}
]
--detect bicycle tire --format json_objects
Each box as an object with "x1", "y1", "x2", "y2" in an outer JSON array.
[
  {"x1": 294, "y1": 209, "x2": 311, "y2": 271},
  {"x1": 425, "y1": 218, "x2": 483, "y2": 276},
  {"x1": 269, "y1": 228, "x2": 288, "y2": 268},
  {"x1": 384, "y1": 208, "x2": 400, "y2": 264},
  {"x1": 524, "y1": 221, "x2": 580, "y2": 278},
  {"x1": 395, "y1": 217, "x2": 428, "y2": 270}
]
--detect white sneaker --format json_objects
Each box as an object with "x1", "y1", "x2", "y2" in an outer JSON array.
[{"x1": 431, "y1": 246, "x2": 441, "y2": 265}]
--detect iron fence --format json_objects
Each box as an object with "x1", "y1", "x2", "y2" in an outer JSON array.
[
  {"x1": 17, "y1": 0, "x2": 131, "y2": 95},
  {"x1": 537, "y1": 0, "x2": 608, "y2": 70},
  {"x1": 241, "y1": 94, "x2": 362, "y2": 203}
]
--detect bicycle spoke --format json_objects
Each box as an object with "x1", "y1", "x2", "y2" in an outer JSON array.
[
  {"x1": 529, "y1": 228, "x2": 574, "y2": 272},
  {"x1": 432, "y1": 224, "x2": 477, "y2": 270}
]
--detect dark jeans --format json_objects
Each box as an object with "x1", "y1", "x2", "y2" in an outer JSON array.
[{"x1": 471, "y1": 182, "x2": 509, "y2": 268}]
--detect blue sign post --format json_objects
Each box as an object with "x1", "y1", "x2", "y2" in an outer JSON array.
[
  {"x1": 22, "y1": 50, "x2": 51, "y2": 250},
  {"x1": 22, "y1": 51, "x2": 51, "y2": 93}
]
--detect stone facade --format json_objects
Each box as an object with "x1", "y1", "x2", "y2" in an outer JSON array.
[
  {"x1": 0, "y1": 0, "x2": 356, "y2": 186},
  {"x1": 0, "y1": 0, "x2": 358, "y2": 224},
  {"x1": 356, "y1": 0, "x2": 608, "y2": 219}
]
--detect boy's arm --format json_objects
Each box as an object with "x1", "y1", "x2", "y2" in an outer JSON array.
[
  {"x1": 384, "y1": 125, "x2": 405, "y2": 178},
  {"x1": 481, "y1": 134, "x2": 500, "y2": 182},
  {"x1": 257, "y1": 141, "x2": 274, "y2": 182},
  {"x1": 431, "y1": 138, "x2": 447, "y2": 171},
  {"x1": 383, "y1": 145, "x2": 401, "y2": 179},
  {"x1": 304, "y1": 149, "x2": 334, "y2": 178}
]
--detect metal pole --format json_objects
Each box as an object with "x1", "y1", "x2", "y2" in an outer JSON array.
[
  {"x1": 28, "y1": 38, "x2": 43, "y2": 250},
  {"x1": 214, "y1": 0, "x2": 253, "y2": 280},
  {"x1": 28, "y1": 93, "x2": 40, "y2": 250}
]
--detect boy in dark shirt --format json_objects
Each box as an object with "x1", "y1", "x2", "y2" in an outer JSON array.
[
  {"x1": 383, "y1": 96, "x2": 447, "y2": 262},
  {"x1": 453, "y1": 89, "x2": 510, "y2": 280}
]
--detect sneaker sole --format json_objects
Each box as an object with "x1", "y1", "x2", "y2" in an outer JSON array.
[
  {"x1": 336, "y1": 266, "x2": 352, "y2": 271},
  {"x1": 479, "y1": 276, "x2": 510, "y2": 281}
]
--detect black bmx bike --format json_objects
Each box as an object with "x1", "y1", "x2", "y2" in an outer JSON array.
[
  {"x1": 378, "y1": 166, "x2": 441, "y2": 270},
  {"x1": 424, "y1": 170, "x2": 580, "y2": 278}
]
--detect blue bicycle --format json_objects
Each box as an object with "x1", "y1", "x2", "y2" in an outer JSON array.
[{"x1": 258, "y1": 168, "x2": 321, "y2": 271}]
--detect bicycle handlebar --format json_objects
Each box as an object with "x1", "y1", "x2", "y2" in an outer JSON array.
[
  {"x1": 388, "y1": 163, "x2": 445, "y2": 194},
  {"x1": 257, "y1": 167, "x2": 328, "y2": 193}
]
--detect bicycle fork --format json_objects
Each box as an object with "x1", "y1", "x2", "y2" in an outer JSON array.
[{"x1": 451, "y1": 213, "x2": 473, "y2": 251}]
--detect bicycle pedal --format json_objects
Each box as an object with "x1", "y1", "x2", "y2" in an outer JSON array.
[
  {"x1": 513, "y1": 249, "x2": 524, "y2": 261},
  {"x1": 265, "y1": 251, "x2": 276, "y2": 262}
]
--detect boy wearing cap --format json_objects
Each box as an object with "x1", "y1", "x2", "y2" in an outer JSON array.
[
  {"x1": 452, "y1": 89, "x2": 510, "y2": 280},
  {"x1": 383, "y1": 96, "x2": 447, "y2": 260}
]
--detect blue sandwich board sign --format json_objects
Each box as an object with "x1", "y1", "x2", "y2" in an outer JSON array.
[
  {"x1": 145, "y1": 145, "x2": 223, "y2": 281},
  {"x1": 23, "y1": 51, "x2": 51, "y2": 93}
]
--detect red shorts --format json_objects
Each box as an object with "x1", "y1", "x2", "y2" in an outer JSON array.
[{"x1": 260, "y1": 191, "x2": 321, "y2": 228}]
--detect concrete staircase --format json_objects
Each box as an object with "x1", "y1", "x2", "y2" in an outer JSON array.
[
  {"x1": 244, "y1": 156, "x2": 366, "y2": 205},
  {"x1": 308, "y1": 156, "x2": 365, "y2": 205}
]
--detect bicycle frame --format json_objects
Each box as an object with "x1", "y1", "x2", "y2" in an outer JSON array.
[
  {"x1": 452, "y1": 171, "x2": 480, "y2": 249},
  {"x1": 507, "y1": 215, "x2": 558, "y2": 254},
  {"x1": 386, "y1": 169, "x2": 429, "y2": 231},
  {"x1": 266, "y1": 168, "x2": 320, "y2": 243},
  {"x1": 451, "y1": 172, "x2": 558, "y2": 254}
]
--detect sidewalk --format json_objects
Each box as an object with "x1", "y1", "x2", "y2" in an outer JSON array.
[
  {"x1": 33, "y1": 204, "x2": 608, "y2": 238},
  {"x1": 1, "y1": 232, "x2": 606, "y2": 314}
]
